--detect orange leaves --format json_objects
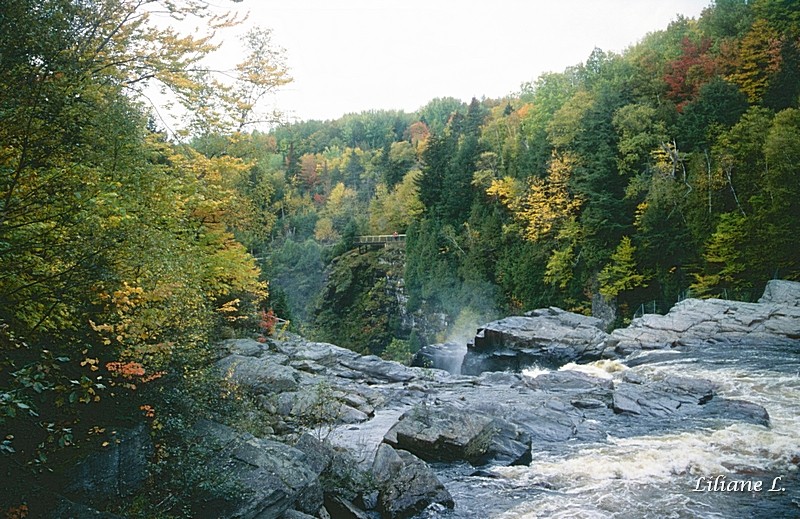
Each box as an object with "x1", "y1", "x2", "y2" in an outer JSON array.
[
  {"x1": 106, "y1": 361, "x2": 146, "y2": 378},
  {"x1": 4, "y1": 504, "x2": 28, "y2": 519},
  {"x1": 258, "y1": 309, "x2": 277, "y2": 337},
  {"x1": 106, "y1": 361, "x2": 164, "y2": 384},
  {"x1": 139, "y1": 404, "x2": 155, "y2": 418}
]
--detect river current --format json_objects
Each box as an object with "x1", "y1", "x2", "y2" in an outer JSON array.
[{"x1": 426, "y1": 338, "x2": 800, "y2": 518}]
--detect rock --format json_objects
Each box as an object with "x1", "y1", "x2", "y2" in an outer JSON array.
[
  {"x1": 384, "y1": 404, "x2": 495, "y2": 463},
  {"x1": 371, "y1": 444, "x2": 453, "y2": 519},
  {"x1": 221, "y1": 338, "x2": 265, "y2": 357},
  {"x1": 661, "y1": 375, "x2": 716, "y2": 404},
  {"x1": 63, "y1": 423, "x2": 152, "y2": 504},
  {"x1": 477, "y1": 418, "x2": 532, "y2": 466},
  {"x1": 610, "y1": 281, "x2": 800, "y2": 354},
  {"x1": 610, "y1": 374, "x2": 720, "y2": 419},
  {"x1": 192, "y1": 420, "x2": 319, "y2": 519},
  {"x1": 758, "y1": 279, "x2": 800, "y2": 306},
  {"x1": 339, "y1": 355, "x2": 418, "y2": 383},
  {"x1": 512, "y1": 401, "x2": 581, "y2": 443},
  {"x1": 467, "y1": 308, "x2": 610, "y2": 373},
  {"x1": 412, "y1": 342, "x2": 467, "y2": 374},
  {"x1": 611, "y1": 388, "x2": 643, "y2": 415},
  {"x1": 523, "y1": 370, "x2": 613, "y2": 392},
  {"x1": 702, "y1": 398, "x2": 771, "y2": 427},
  {"x1": 384, "y1": 403, "x2": 529, "y2": 465},
  {"x1": 216, "y1": 354, "x2": 301, "y2": 393},
  {"x1": 294, "y1": 433, "x2": 335, "y2": 475},
  {"x1": 323, "y1": 495, "x2": 370, "y2": 519},
  {"x1": 571, "y1": 398, "x2": 607, "y2": 409},
  {"x1": 281, "y1": 511, "x2": 318, "y2": 519}
]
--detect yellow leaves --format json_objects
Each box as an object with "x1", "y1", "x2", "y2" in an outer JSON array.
[
  {"x1": 486, "y1": 176, "x2": 520, "y2": 202},
  {"x1": 314, "y1": 217, "x2": 339, "y2": 243},
  {"x1": 634, "y1": 201, "x2": 649, "y2": 229},
  {"x1": 80, "y1": 358, "x2": 100, "y2": 372},
  {"x1": 490, "y1": 152, "x2": 582, "y2": 242},
  {"x1": 217, "y1": 298, "x2": 240, "y2": 313}
]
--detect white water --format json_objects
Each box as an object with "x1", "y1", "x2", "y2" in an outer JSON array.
[{"x1": 493, "y1": 352, "x2": 800, "y2": 518}]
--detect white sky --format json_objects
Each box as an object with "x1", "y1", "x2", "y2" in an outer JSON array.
[{"x1": 218, "y1": 0, "x2": 711, "y2": 123}]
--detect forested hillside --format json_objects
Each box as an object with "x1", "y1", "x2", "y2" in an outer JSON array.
[{"x1": 230, "y1": 0, "x2": 799, "y2": 347}]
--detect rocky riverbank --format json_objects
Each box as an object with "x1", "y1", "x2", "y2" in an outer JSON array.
[{"x1": 51, "y1": 280, "x2": 800, "y2": 518}]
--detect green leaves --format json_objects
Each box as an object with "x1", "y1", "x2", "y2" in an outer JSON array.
[{"x1": 598, "y1": 236, "x2": 647, "y2": 298}]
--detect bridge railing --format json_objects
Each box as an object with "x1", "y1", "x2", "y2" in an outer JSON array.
[{"x1": 354, "y1": 234, "x2": 406, "y2": 245}]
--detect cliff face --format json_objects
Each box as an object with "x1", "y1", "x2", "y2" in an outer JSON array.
[{"x1": 312, "y1": 247, "x2": 407, "y2": 356}]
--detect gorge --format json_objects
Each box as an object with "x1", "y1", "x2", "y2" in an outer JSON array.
[{"x1": 40, "y1": 280, "x2": 799, "y2": 518}]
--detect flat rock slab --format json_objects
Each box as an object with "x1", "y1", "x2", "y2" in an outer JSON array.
[{"x1": 610, "y1": 282, "x2": 800, "y2": 354}]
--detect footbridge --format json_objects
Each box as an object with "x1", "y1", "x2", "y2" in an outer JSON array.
[{"x1": 354, "y1": 234, "x2": 406, "y2": 252}]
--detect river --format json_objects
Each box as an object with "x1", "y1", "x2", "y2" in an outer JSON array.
[{"x1": 423, "y1": 337, "x2": 800, "y2": 518}]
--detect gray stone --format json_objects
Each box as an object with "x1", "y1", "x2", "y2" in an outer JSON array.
[
  {"x1": 217, "y1": 354, "x2": 301, "y2": 393},
  {"x1": 63, "y1": 423, "x2": 152, "y2": 503},
  {"x1": 382, "y1": 401, "x2": 533, "y2": 466},
  {"x1": 281, "y1": 510, "x2": 317, "y2": 519},
  {"x1": 523, "y1": 370, "x2": 613, "y2": 392},
  {"x1": 294, "y1": 433, "x2": 335, "y2": 475},
  {"x1": 371, "y1": 444, "x2": 453, "y2": 519},
  {"x1": 221, "y1": 338, "x2": 265, "y2": 357},
  {"x1": 612, "y1": 388, "x2": 643, "y2": 415},
  {"x1": 758, "y1": 279, "x2": 800, "y2": 306},
  {"x1": 468, "y1": 308, "x2": 610, "y2": 373},
  {"x1": 192, "y1": 420, "x2": 319, "y2": 519},
  {"x1": 609, "y1": 281, "x2": 800, "y2": 353},
  {"x1": 702, "y1": 398, "x2": 771, "y2": 427},
  {"x1": 323, "y1": 495, "x2": 370, "y2": 519},
  {"x1": 384, "y1": 404, "x2": 495, "y2": 463}
]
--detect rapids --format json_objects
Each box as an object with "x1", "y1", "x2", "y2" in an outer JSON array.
[{"x1": 425, "y1": 337, "x2": 800, "y2": 518}]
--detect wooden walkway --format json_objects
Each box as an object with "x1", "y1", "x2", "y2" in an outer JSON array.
[
  {"x1": 354, "y1": 234, "x2": 406, "y2": 245},
  {"x1": 354, "y1": 234, "x2": 406, "y2": 252}
]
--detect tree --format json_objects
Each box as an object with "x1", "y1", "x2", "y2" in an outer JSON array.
[
  {"x1": 727, "y1": 19, "x2": 783, "y2": 103},
  {"x1": 369, "y1": 170, "x2": 424, "y2": 233},
  {"x1": 0, "y1": 0, "x2": 285, "y2": 472},
  {"x1": 598, "y1": 236, "x2": 647, "y2": 298}
]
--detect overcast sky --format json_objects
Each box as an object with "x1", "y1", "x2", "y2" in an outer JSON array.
[{"x1": 221, "y1": 0, "x2": 711, "y2": 123}]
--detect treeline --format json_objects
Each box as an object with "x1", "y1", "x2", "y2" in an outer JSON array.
[{"x1": 243, "y1": 0, "x2": 799, "y2": 344}]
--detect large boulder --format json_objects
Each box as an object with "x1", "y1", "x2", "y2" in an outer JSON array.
[
  {"x1": 192, "y1": 420, "x2": 320, "y2": 519},
  {"x1": 216, "y1": 354, "x2": 301, "y2": 393},
  {"x1": 62, "y1": 423, "x2": 152, "y2": 505},
  {"x1": 383, "y1": 404, "x2": 530, "y2": 466},
  {"x1": 466, "y1": 308, "x2": 610, "y2": 373},
  {"x1": 609, "y1": 280, "x2": 800, "y2": 355},
  {"x1": 758, "y1": 279, "x2": 800, "y2": 306},
  {"x1": 371, "y1": 444, "x2": 453, "y2": 519}
]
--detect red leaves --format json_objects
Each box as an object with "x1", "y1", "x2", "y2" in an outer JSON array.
[
  {"x1": 257, "y1": 309, "x2": 277, "y2": 337},
  {"x1": 664, "y1": 37, "x2": 718, "y2": 111}
]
